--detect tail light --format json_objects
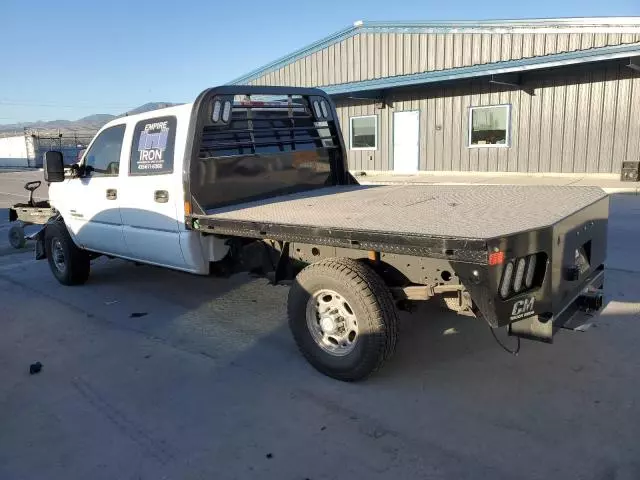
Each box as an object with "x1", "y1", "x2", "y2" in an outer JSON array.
[
  {"x1": 313, "y1": 101, "x2": 323, "y2": 118},
  {"x1": 500, "y1": 262, "x2": 514, "y2": 298},
  {"x1": 499, "y1": 253, "x2": 546, "y2": 299},
  {"x1": 524, "y1": 254, "x2": 537, "y2": 288},
  {"x1": 211, "y1": 98, "x2": 233, "y2": 124},
  {"x1": 513, "y1": 258, "x2": 526, "y2": 292}
]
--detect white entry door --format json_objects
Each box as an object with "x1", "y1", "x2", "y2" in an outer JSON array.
[{"x1": 393, "y1": 111, "x2": 419, "y2": 173}]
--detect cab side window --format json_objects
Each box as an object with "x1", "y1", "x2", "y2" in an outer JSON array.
[{"x1": 84, "y1": 125, "x2": 126, "y2": 177}]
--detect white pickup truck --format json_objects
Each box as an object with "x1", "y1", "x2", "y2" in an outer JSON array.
[{"x1": 38, "y1": 86, "x2": 608, "y2": 381}]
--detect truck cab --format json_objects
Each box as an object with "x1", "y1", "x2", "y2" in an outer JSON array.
[{"x1": 48, "y1": 103, "x2": 228, "y2": 276}]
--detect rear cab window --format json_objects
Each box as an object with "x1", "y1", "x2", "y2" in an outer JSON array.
[
  {"x1": 193, "y1": 96, "x2": 337, "y2": 211},
  {"x1": 129, "y1": 116, "x2": 177, "y2": 175}
]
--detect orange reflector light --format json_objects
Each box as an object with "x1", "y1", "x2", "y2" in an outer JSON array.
[
  {"x1": 184, "y1": 201, "x2": 192, "y2": 216},
  {"x1": 488, "y1": 251, "x2": 505, "y2": 265}
]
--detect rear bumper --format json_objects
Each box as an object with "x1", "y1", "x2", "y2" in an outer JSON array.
[{"x1": 508, "y1": 267, "x2": 605, "y2": 342}]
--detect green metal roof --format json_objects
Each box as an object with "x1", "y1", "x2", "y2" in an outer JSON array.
[{"x1": 228, "y1": 17, "x2": 640, "y2": 85}]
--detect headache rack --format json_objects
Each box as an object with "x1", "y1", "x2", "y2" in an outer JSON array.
[
  {"x1": 186, "y1": 86, "x2": 352, "y2": 214},
  {"x1": 199, "y1": 99, "x2": 337, "y2": 157}
]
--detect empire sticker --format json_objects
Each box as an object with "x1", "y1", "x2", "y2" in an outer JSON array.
[{"x1": 137, "y1": 121, "x2": 170, "y2": 170}]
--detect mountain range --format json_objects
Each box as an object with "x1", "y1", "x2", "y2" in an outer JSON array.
[{"x1": 0, "y1": 102, "x2": 178, "y2": 135}]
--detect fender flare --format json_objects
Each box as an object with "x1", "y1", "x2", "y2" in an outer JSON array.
[{"x1": 34, "y1": 228, "x2": 46, "y2": 260}]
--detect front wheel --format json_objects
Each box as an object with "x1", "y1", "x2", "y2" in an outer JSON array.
[
  {"x1": 288, "y1": 258, "x2": 399, "y2": 381},
  {"x1": 44, "y1": 222, "x2": 90, "y2": 286}
]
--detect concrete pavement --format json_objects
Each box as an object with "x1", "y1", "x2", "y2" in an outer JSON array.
[
  {"x1": 2, "y1": 170, "x2": 640, "y2": 479},
  {"x1": 356, "y1": 171, "x2": 640, "y2": 194}
]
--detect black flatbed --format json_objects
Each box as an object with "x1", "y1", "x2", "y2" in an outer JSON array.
[{"x1": 190, "y1": 184, "x2": 607, "y2": 262}]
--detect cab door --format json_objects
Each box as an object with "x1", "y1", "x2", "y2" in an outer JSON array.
[
  {"x1": 63, "y1": 124, "x2": 129, "y2": 256},
  {"x1": 118, "y1": 115, "x2": 187, "y2": 269}
]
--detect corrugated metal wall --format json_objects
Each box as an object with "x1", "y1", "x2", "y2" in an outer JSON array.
[
  {"x1": 249, "y1": 31, "x2": 640, "y2": 87},
  {"x1": 335, "y1": 61, "x2": 640, "y2": 174}
]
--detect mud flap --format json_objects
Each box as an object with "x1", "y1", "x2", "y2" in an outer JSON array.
[
  {"x1": 33, "y1": 228, "x2": 46, "y2": 260},
  {"x1": 508, "y1": 314, "x2": 556, "y2": 343}
]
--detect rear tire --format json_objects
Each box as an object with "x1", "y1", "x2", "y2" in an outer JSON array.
[
  {"x1": 8, "y1": 225, "x2": 26, "y2": 249},
  {"x1": 288, "y1": 258, "x2": 398, "y2": 381},
  {"x1": 44, "y1": 222, "x2": 90, "y2": 286}
]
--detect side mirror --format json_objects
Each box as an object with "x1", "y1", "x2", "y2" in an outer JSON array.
[{"x1": 44, "y1": 151, "x2": 65, "y2": 183}]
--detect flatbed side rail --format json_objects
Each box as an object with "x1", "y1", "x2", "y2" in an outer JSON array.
[{"x1": 188, "y1": 215, "x2": 488, "y2": 263}]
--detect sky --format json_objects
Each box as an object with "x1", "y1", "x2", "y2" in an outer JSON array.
[{"x1": 1, "y1": 0, "x2": 639, "y2": 124}]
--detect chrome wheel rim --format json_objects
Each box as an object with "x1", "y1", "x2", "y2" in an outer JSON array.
[
  {"x1": 306, "y1": 289, "x2": 359, "y2": 356},
  {"x1": 51, "y1": 239, "x2": 66, "y2": 273}
]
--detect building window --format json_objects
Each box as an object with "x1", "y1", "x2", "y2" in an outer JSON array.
[
  {"x1": 350, "y1": 115, "x2": 377, "y2": 150},
  {"x1": 468, "y1": 105, "x2": 511, "y2": 147}
]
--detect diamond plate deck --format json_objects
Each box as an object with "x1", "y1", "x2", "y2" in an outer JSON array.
[{"x1": 201, "y1": 184, "x2": 608, "y2": 240}]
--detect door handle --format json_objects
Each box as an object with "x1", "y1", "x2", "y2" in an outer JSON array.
[
  {"x1": 106, "y1": 189, "x2": 117, "y2": 200},
  {"x1": 154, "y1": 190, "x2": 169, "y2": 203}
]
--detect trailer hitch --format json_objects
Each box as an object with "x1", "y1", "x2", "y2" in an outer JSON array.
[{"x1": 576, "y1": 292, "x2": 603, "y2": 312}]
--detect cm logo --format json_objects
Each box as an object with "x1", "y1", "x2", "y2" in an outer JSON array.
[{"x1": 511, "y1": 297, "x2": 535, "y2": 320}]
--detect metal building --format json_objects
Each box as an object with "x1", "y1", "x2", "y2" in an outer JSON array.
[{"x1": 230, "y1": 17, "x2": 640, "y2": 175}]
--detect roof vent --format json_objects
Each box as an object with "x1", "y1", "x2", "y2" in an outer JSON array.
[{"x1": 353, "y1": 20, "x2": 364, "y2": 27}]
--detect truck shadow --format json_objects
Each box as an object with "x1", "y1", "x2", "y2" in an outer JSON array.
[
  {"x1": 69, "y1": 238, "x2": 498, "y2": 375},
  {"x1": 80, "y1": 252, "x2": 639, "y2": 386},
  {"x1": 64, "y1": 197, "x2": 625, "y2": 387}
]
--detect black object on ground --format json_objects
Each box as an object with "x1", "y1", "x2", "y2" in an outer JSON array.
[
  {"x1": 129, "y1": 312, "x2": 148, "y2": 318},
  {"x1": 29, "y1": 362, "x2": 43, "y2": 375}
]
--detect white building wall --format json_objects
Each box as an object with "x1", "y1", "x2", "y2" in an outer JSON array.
[{"x1": 0, "y1": 135, "x2": 29, "y2": 167}]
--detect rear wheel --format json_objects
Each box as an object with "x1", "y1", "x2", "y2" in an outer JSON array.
[
  {"x1": 288, "y1": 258, "x2": 398, "y2": 381},
  {"x1": 44, "y1": 222, "x2": 90, "y2": 286},
  {"x1": 8, "y1": 225, "x2": 26, "y2": 249}
]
